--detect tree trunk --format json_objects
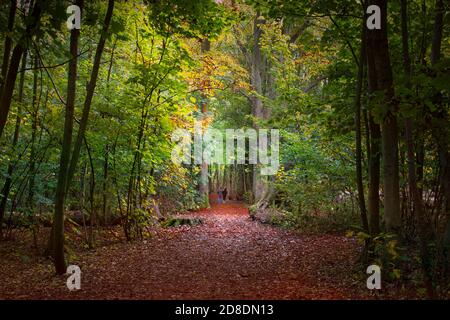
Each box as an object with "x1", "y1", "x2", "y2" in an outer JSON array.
[
  {"x1": 366, "y1": 12, "x2": 381, "y2": 235},
  {"x1": 102, "y1": 144, "x2": 109, "y2": 225},
  {"x1": 101, "y1": 41, "x2": 116, "y2": 225},
  {"x1": 27, "y1": 54, "x2": 40, "y2": 210},
  {"x1": 429, "y1": 0, "x2": 450, "y2": 276},
  {"x1": 430, "y1": 0, "x2": 443, "y2": 65},
  {"x1": 251, "y1": 13, "x2": 270, "y2": 206},
  {"x1": 401, "y1": 0, "x2": 434, "y2": 298},
  {"x1": 0, "y1": 0, "x2": 17, "y2": 94},
  {"x1": 52, "y1": 0, "x2": 83, "y2": 274},
  {"x1": 367, "y1": 0, "x2": 400, "y2": 233},
  {"x1": 0, "y1": 51, "x2": 27, "y2": 239},
  {"x1": 355, "y1": 21, "x2": 369, "y2": 234},
  {"x1": 66, "y1": 0, "x2": 115, "y2": 187},
  {"x1": 199, "y1": 38, "x2": 210, "y2": 203},
  {"x1": 0, "y1": 1, "x2": 41, "y2": 139},
  {"x1": 368, "y1": 117, "x2": 381, "y2": 235}
]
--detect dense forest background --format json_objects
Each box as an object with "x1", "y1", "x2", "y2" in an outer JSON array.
[{"x1": 0, "y1": 0, "x2": 449, "y2": 299}]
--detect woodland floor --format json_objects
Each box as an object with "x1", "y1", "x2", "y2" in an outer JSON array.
[{"x1": 0, "y1": 202, "x2": 376, "y2": 300}]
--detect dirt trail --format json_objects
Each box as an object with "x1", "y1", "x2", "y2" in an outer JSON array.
[{"x1": 0, "y1": 202, "x2": 368, "y2": 299}]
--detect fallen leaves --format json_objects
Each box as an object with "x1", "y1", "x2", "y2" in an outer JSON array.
[{"x1": 0, "y1": 202, "x2": 372, "y2": 300}]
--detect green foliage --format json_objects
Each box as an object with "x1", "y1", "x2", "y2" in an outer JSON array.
[
  {"x1": 0, "y1": 0, "x2": 449, "y2": 297},
  {"x1": 145, "y1": 0, "x2": 235, "y2": 39}
]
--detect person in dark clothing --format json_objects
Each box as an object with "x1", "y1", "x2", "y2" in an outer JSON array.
[
  {"x1": 223, "y1": 188, "x2": 228, "y2": 202},
  {"x1": 217, "y1": 189, "x2": 223, "y2": 204}
]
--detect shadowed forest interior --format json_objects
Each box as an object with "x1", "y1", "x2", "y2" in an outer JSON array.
[{"x1": 0, "y1": 0, "x2": 449, "y2": 299}]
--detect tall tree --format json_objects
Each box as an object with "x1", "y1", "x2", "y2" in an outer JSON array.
[
  {"x1": 66, "y1": 0, "x2": 115, "y2": 187},
  {"x1": 251, "y1": 12, "x2": 270, "y2": 207},
  {"x1": 52, "y1": 0, "x2": 84, "y2": 274},
  {"x1": 27, "y1": 54, "x2": 40, "y2": 210},
  {"x1": 0, "y1": 0, "x2": 17, "y2": 94},
  {"x1": 355, "y1": 19, "x2": 369, "y2": 234},
  {"x1": 400, "y1": 0, "x2": 434, "y2": 297},
  {"x1": 366, "y1": 14, "x2": 381, "y2": 236},
  {"x1": 199, "y1": 38, "x2": 211, "y2": 203},
  {"x1": 0, "y1": 51, "x2": 27, "y2": 239},
  {"x1": 0, "y1": 0, "x2": 42, "y2": 139},
  {"x1": 429, "y1": 0, "x2": 450, "y2": 272},
  {"x1": 367, "y1": 0, "x2": 400, "y2": 233}
]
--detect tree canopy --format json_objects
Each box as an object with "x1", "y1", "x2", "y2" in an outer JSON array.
[{"x1": 0, "y1": 0, "x2": 449, "y2": 299}]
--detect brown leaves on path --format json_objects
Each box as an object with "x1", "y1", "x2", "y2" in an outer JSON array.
[{"x1": 0, "y1": 202, "x2": 370, "y2": 299}]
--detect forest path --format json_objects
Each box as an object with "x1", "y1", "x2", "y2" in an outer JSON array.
[{"x1": 0, "y1": 202, "x2": 368, "y2": 299}]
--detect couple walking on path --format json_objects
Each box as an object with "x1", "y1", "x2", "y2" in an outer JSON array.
[{"x1": 217, "y1": 188, "x2": 227, "y2": 204}]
